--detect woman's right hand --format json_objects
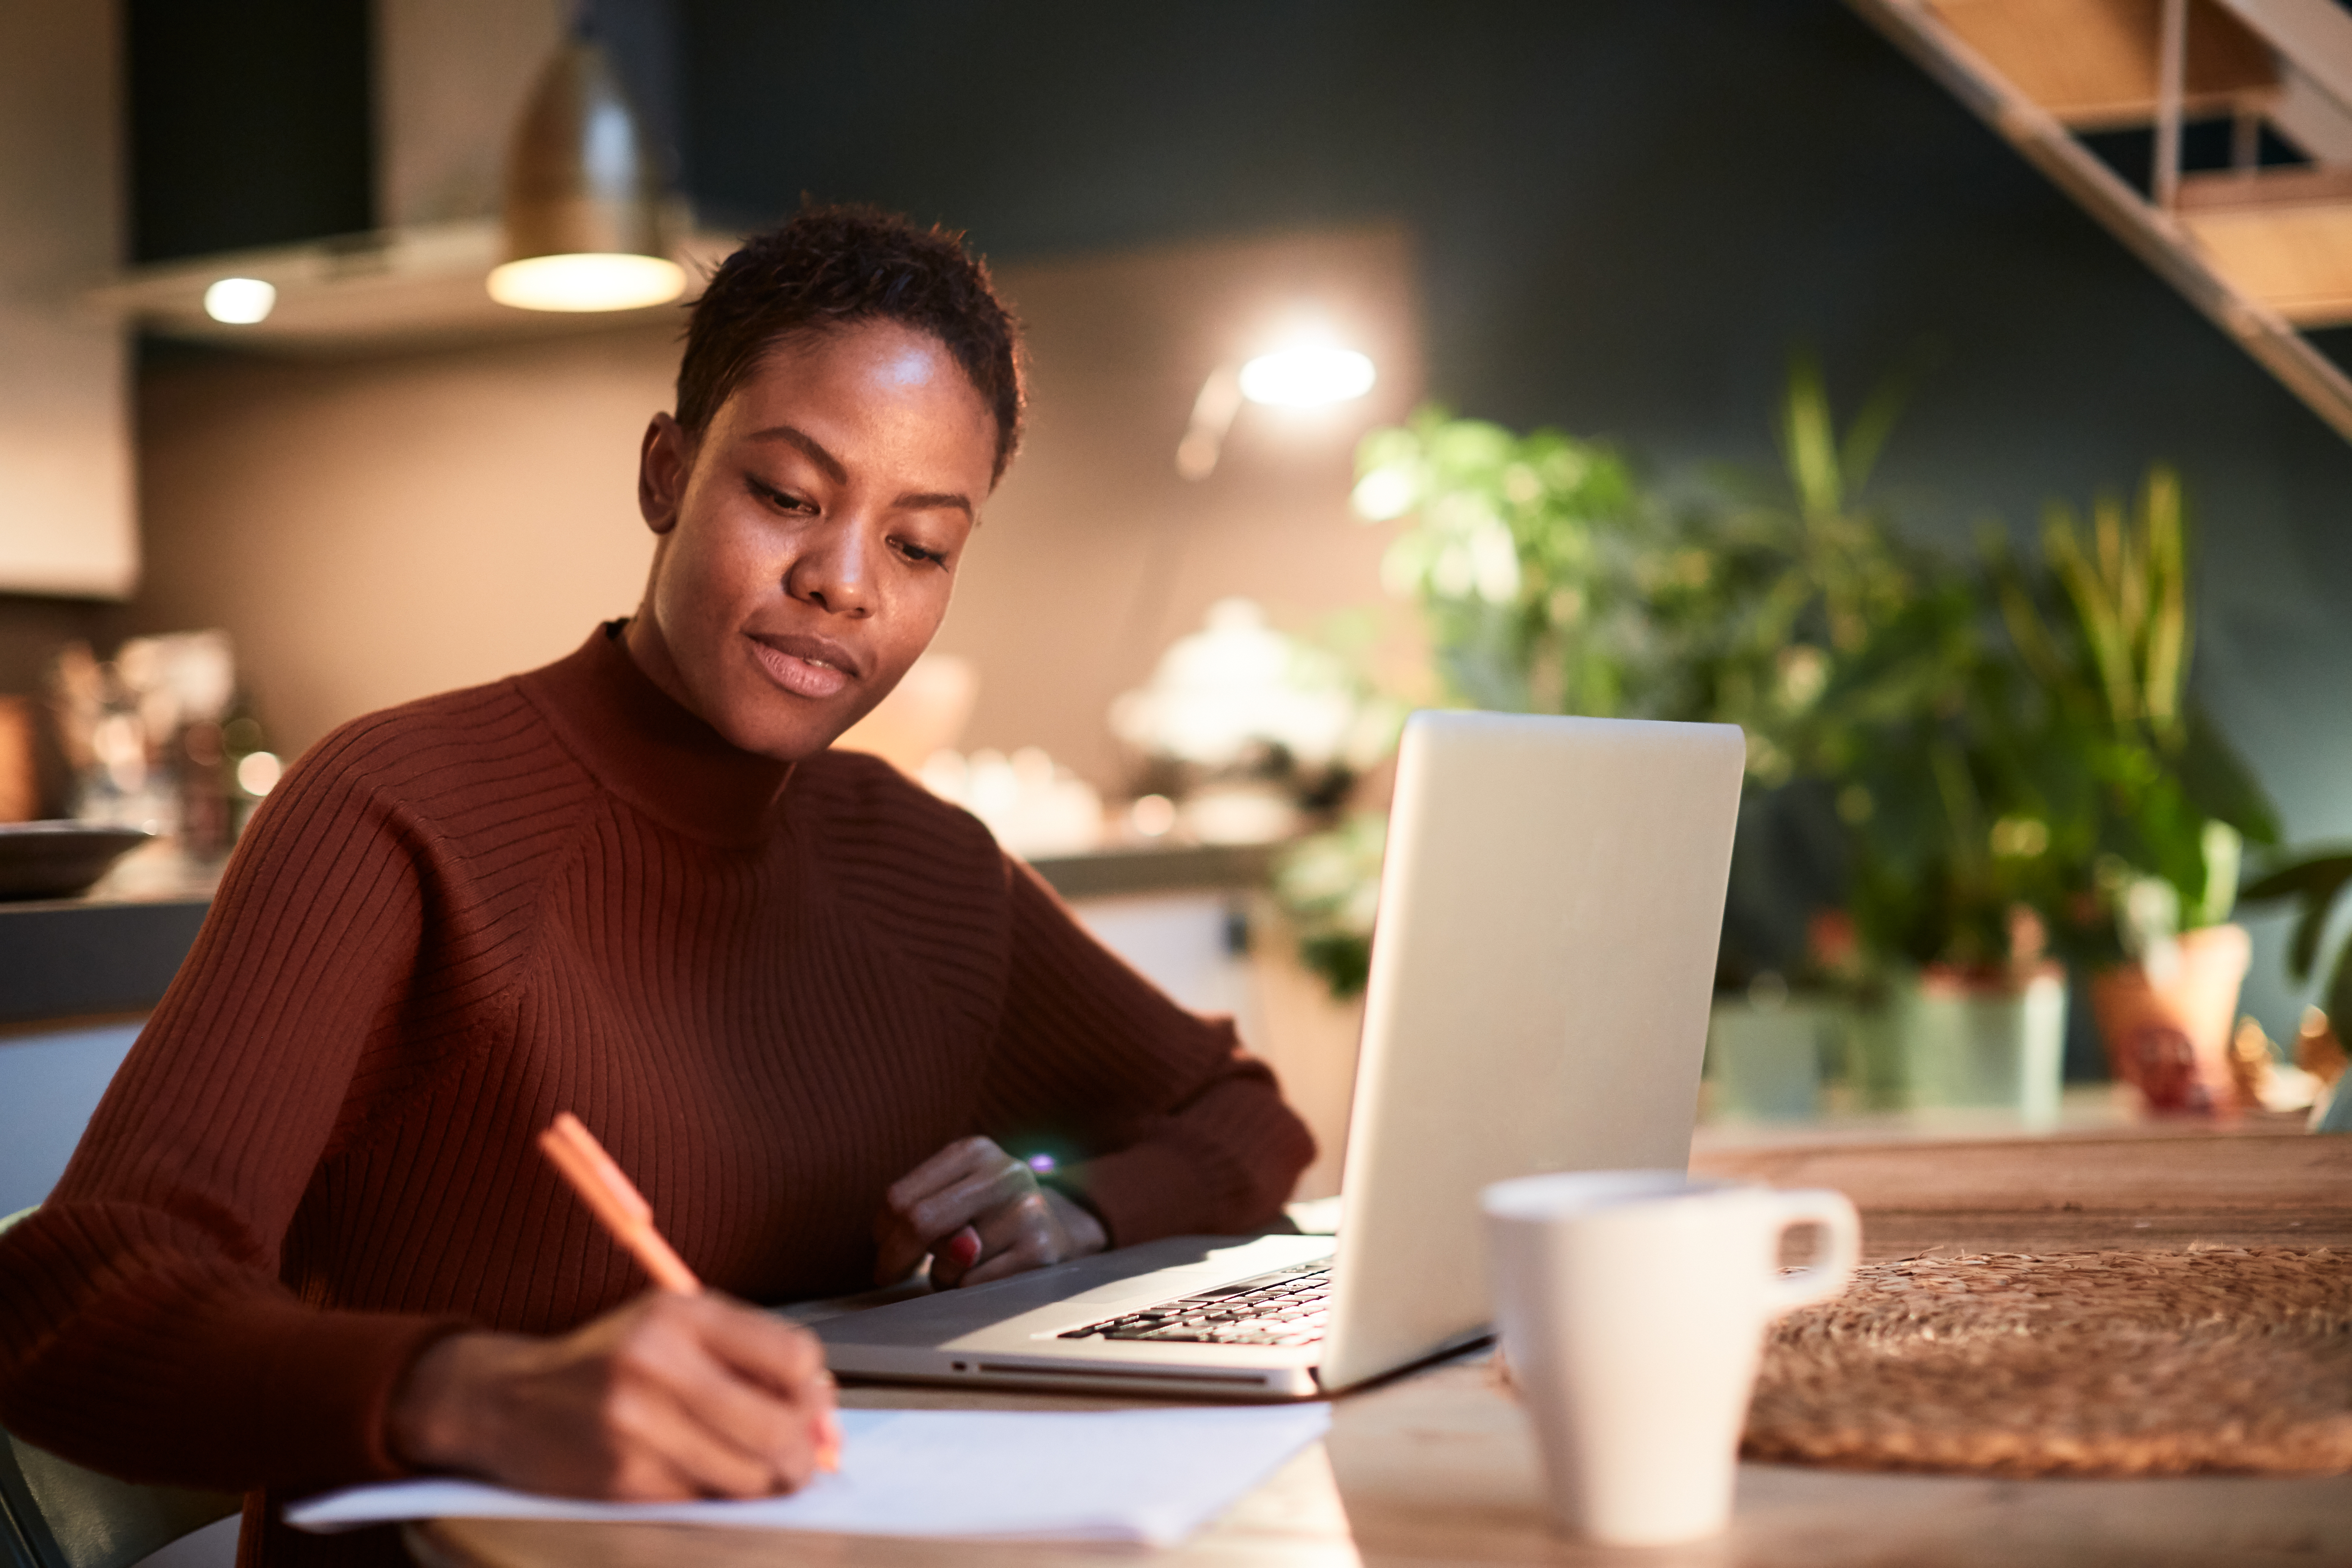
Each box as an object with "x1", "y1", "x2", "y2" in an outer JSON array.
[{"x1": 386, "y1": 1291, "x2": 840, "y2": 1500}]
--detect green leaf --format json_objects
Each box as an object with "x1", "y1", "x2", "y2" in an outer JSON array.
[
  {"x1": 1989, "y1": 545, "x2": 2076, "y2": 699},
  {"x1": 2044, "y1": 505, "x2": 2137, "y2": 729},
  {"x1": 1836, "y1": 347, "x2": 1935, "y2": 499},
  {"x1": 2140, "y1": 466, "x2": 2189, "y2": 737},
  {"x1": 1775, "y1": 352, "x2": 1842, "y2": 518},
  {"x1": 2239, "y1": 850, "x2": 2352, "y2": 903},
  {"x1": 2239, "y1": 851, "x2": 2352, "y2": 981},
  {"x1": 2176, "y1": 699, "x2": 2282, "y2": 846},
  {"x1": 2329, "y1": 946, "x2": 2352, "y2": 1039}
]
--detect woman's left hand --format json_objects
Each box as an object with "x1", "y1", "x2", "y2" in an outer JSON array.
[{"x1": 873, "y1": 1136, "x2": 1108, "y2": 1288}]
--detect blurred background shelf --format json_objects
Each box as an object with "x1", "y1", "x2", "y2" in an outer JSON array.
[{"x1": 1027, "y1": 842, "x2": 1279, "y2": 902}]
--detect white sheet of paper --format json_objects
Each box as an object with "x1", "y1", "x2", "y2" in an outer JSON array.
[{"x1": 288, "y1": 1405, "x2": 1331, "y2": 1548}]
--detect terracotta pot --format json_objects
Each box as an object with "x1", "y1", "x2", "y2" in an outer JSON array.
[{"x1": 2089, "y1": 923, "x2": 2252, "y2": 1116}]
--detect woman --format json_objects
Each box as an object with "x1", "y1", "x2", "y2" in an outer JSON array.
[{"x1": 0, "y1": 206, "x2": 1314, "y2": 1567}]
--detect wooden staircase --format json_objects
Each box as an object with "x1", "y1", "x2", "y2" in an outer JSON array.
[{"x1": 1852, "y1": 0, "x2": 2352, "y2": 441}]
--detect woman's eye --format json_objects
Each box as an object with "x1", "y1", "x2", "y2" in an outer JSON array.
[
  {"x1": 749, "y1": 479, "x2": 813, "y2": 513},
  {"x1": 895, "y1": 539, "x2": 949, "y2": 567}
]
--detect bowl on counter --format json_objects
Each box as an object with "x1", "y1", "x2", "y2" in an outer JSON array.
[{"x1": 0, "y1": 821, "x2": 156, "y2": 901}]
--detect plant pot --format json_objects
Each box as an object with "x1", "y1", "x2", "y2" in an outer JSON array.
[
  {"x1": 1853, "y1": 965, "x2": 2067, "y2": 1126},
  {"x1": 2089, "y1": 923, "x2": 2252, "y2": 1117},
  {"x1": 1706, "y1": 996, "x2": 1837, "y2": 1121}
]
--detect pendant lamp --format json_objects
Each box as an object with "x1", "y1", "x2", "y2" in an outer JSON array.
[{"x1": 486, "y1": 19, "x2": 685, "y2": 313}]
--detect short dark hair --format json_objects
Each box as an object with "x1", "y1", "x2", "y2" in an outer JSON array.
[{"x1": 675, "y1": 204, "x2": 1025, "y2": 482}]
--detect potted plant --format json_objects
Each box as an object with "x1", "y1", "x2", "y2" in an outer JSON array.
[
  {"x1": 1276, "y1": 408, "x2": 1711, "y2": 1001},
  {"x1": 1826, "y1": 598, "x2": 2072, "y2": 1119},
  {"x1": 1987, "y1": 466, "x2": 2280, "y2": 1114},
  {"x1": 1330, "y1": 366, "x2": 2066, "y2": 1120},
  {"x1": 1714, "y1": 359, "x2": 2074, "y2": 1119},
  {"x1": 1347, "y1": 405, "x2": 1712, "y2": 722}
]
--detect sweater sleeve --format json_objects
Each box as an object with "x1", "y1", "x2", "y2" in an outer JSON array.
[
  {"x1": 977, "y1": 860, "x2": 1314, "y2": 1245},
  {"x1": 0, "y1": 738, "x2": 471, "y2": 1492}
]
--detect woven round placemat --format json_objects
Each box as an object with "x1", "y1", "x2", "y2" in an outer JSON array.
[{"x1": 1744, "y1": 1247, "x2": 2352, "y2": 1477}]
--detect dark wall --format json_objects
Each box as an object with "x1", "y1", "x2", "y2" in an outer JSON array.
[
  {"x1": 40, "y1": 0, "x2": 2352, "y2": 1029},
  {"x1": 679, "y1": 0, "x2": 2352, "y2": 1033},
  {"x1": 125, "y1": 0, "x2": 373, "y2": 261}
]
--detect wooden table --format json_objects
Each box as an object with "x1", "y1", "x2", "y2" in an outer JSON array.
[
  {"x1": 408, "y1": 1131, "x2": 2352, "y2": 1568},
  {"x1": 1691, "y1": 1123, "x2": 2352, "y2": 1258}
]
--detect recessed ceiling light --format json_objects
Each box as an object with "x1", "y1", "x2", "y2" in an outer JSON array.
[{"x1": 203, "y1": 277, "x2": 276, "y2": 325}]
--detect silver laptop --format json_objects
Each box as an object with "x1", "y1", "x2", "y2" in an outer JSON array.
[{"x1": 811, "y1": 710, "x2": 1744, "y2": 1398}]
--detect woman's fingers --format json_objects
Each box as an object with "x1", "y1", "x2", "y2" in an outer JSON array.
[
  {"x1": 695, "y1": 1290, "x2": 831, "y2": 1394},
  {"x1": 873, "y1": 1136, "x2": 1004, "y2": 1281},
  {"x1": 872, "y1": 1137, "x2": 1110, "y2": 1289},
  {"x1": 632, "y1": 1298, "x2": 830, "y2": 1494},
  {"x1": 881, "y1": 1136, "x2": 1003, "y2": 1215},
  {"x1": 894, "y1": 1147, "x2": 1032, "y2": 1242},
  {"x1": 958, "y1": 1186, "x2": 1111, "y2": 1287},
  {"x1": 907, "y1": 1171, "x2": 1033, "y2": 1287},
  {"x1": 600, "y1": 1370, "x2": 782, "y2": 1500},
  {"x1": 693, "y1": 1294, "x2": 840, "y2": 1474},
  {"x1": 387, "y1": 1292, "x2": 837, "y2": 1501},
  {"x1": 871, "y1": 1227, "x2": 929, "y2": 1286},
  {"x1": 873, "y1": 1136, "x2": 1032, "y2": 1284},
  {"x1": 955, "y1": 1192, "x2": 1062, "y2": 1286}
]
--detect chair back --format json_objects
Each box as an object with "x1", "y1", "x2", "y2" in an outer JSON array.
[{"x1": 0, "y1": 1209, "x2": 240, "y2": 1568}]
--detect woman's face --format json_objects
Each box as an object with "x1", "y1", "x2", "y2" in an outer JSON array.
[{"x1": 628, "y1": 319, "x2": 997, "y2": 762}]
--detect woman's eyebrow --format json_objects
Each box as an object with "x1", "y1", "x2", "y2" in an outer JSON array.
[
  {"x1": 745, "y1": 426, "x2": 970, "y2": 517},
  {"x1": 745, "y1": 425, "x2": 848, "y2": 484},
  {"x1": 896, "y1": 490, "x2": 974, "y2": 519}
]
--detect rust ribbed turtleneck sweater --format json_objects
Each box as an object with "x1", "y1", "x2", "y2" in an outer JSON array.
[{"x1": 0, "y1": 625, "x2": 1313, "y2": 1568}]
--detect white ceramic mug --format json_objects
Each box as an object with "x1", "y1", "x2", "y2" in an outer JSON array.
[{"x1": 1480, "y1": 1170, "x2": 1860, "y2": 1546}]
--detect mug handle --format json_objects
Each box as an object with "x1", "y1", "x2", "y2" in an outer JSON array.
[{"x1": 1757, "y1": 1187, "x2": 1860, "y2": 1313}]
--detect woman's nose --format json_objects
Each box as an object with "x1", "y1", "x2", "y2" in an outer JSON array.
[{"x1": 785, "y1": 523, "x2": 875, "y2": 617}]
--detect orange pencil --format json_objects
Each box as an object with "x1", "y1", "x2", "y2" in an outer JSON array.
[
  {"x1": 537, "y1": 1111, "x2": 841, "y2": 1472},
  {"x1": 539, "y1": 1112, "x2": 701, "y2": 1293}
]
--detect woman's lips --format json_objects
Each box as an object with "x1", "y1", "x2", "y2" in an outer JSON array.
[{"x1": 749, "y1": 635, "x2": 855, "y2": 700}]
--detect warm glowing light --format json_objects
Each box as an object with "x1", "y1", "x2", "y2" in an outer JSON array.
[
  {"x1": 203, "y1": 277, "x2": 277, "y2": 325},
  {"x1": 1351, "y1": 466, "x2": 1417, "y2": 521},
  {"x1": 1130, "y1": 793, "x2": 1178, "y2": 837},
  {"x1": 236, "y1": 751, "x2": 283, "y2": 797},
  {"x1": 486, "y1": 253, "x2": 686, "y2": 312},
  {"x1": 1238, "y1": 344, "x2": 1376, "y2": 408}
]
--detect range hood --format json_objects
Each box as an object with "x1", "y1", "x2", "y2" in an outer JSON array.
[{"x1": 89, "y1": 0, "x2": 724, "y2": 355}]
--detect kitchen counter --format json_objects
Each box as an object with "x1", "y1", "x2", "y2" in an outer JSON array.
[
  {"x1": 0, "y1": 892, "x2": 211, "y2": 1026},
  {"x1": 1025, "y1": 840, "x2": 1278, "y2": 901}
]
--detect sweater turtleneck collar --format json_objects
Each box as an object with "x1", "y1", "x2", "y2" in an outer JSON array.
[{"x1": 521, "y1": 622, "x2": 797, "y2": 846}]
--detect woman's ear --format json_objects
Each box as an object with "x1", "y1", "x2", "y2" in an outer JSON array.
[{"x1": 638, "y1": 412, "x2": 693, "y2": 535}]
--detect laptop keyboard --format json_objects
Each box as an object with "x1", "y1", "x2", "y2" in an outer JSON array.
[{"x1": 1055, "y1": 1263, "x2": 1332, "y2": 1347}]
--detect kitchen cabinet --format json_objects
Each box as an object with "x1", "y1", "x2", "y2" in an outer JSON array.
[{"x1": 0, "y1": 1, "x2": 135, "y2": 599}]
